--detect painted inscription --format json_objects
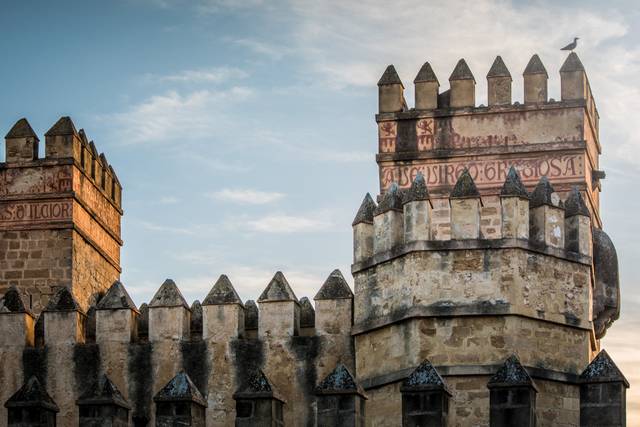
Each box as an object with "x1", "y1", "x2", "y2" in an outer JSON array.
[
  {"x1": 0, "y1": 200, "x2": 72, "y2": 224},
  {"x1": 378, "y1": 121, "x2": 396, "y2": 153},
  {"x1": 416, "y1": 118, "x2": 434, "y2": 151},
  {"x1": 380, "y1": 154, "x2": 584, "y2": 190},
  {"x1": 0, "y1": 166, "x2": 72, "y2": 196}
]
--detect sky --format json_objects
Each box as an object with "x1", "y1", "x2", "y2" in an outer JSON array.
[{"x1": 1, "y1": 0, "x2": 638, "y2": 419}]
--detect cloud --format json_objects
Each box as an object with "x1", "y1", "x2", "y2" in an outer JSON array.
[
  {"x1": 158, "y1": 196, "x2": 179, "y2": 204},
  {"x1": 139, "y1": 220, "x2": 198, "y2": 235},
  {"x1": 146, "y1": 67, "x2": 249, "y2": 84},
  {"x1": 234, "y1": 212, "x2": 335, "y2": 233},
  {"x1": 232, "y1": 38, "x2": 291, "y2": 61},
  {"x1": 208, "y1": 188, "x2": 285, "y2": 204}
]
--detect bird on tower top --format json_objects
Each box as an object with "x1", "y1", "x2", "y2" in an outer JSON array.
[{"x1": 561, "y1": 37, "x2": 579, "y2": 51}]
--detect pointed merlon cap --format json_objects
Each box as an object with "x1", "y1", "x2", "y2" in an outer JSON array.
[
  {"x1": 44, "y1": 287, "x2": 81, "y2": 312},
  {"x1": 500, "y1": 166, "x2": 529, "y2": 199},
  {"x1": 523, "y1": 54, "x2": 548, "y2": 77},
  {"x1": 44, "y1": 116, "x2": 78, "y2": 137},
  {"x1": 89, "y1": 140, "x2": 99, "y2": 157},
  {"x1": 109, "y1": 165, "x2": 122, "y2": 187},
  {"x1": 487, "y1": 56, "x2": 512, "y2": 80},
  {"x1": 258, "y1": 271, "x2": 299, "y2": 303},
  {"x1": 529, "y1": 176, "x2": 560, "y2": 209},
  {"x1": 449, "y1": 59, "x2": 475, "y2": 82},
  {"x1": 414, "y1": 62, "x2": 439, "y2": 84},
  {"x1": 0, "y1": 286, "x2": 30, "y2": 314},
  {"x1": 244, "y1": 300, "x2": 259, "y2": 329},
  {"x1": 78, "y1": 129, "x2": 89, "y2": 145},
  {"x1": 315, "y1": 269, "x2": 354, "y2": 300},
  {"x1": 560, "y1": 52, "x2": 585, "y2": 73},
  {"x1": 203, "y1": 275, "x2": 244, "y2": 306},
  {"x1": 488, "y1": 355, "x2": 537, "y2": 390},
  {"x1": 316, "y1": 364, "x2": 366, "y2": 398},
  {"x1": 5, "y1": 118, "x2": 39, "y2": 140},
  {"x1": 374, "y1": 183, "x2": 403, "y2": 214},
  {"x1": 579, "y1": 350, "x2": 629, "y2": 387},
  {"x1": 149, "y1": 279, "x2": 190, "y2": 309},
  {"x1": 234, "y1": 369, "x2": 285, "y2": 403},
  {"x1": 4, "y1": 376, "x2": 59, "y2": 412},
  {"x1": 450, "y1": 168, "x2": 480, "y2": 198},
  {"x1": 403, "y1": 172, "x2": 430, "y2": 204},
  {"x1": 99, "y1": 153, "x2": 110, "y2": 169},
  {"x1": 401, "y1": 359, "x2": 451, "y2": 394},
  {"x1": 96, "y1": 281, "x2": 138, "y2": 311},
  {"x1": 190, "y1": 300, "x2": 203, "y2": 333},
  {"x1": 564, "y1": 187, "x2": 591, "y2": 218},
  {"x1": 77, "y1": 374, "x2": 131, "y2": 409},
  {"x1": 377, "y1": 65, "x2": 404, "y2": 87},
  {"x1": 299, "y1": 297, "x2": 315, "y2": 328},
  {"x1": 153, "y1": 371, "x2": 207, "y2": 407},
  {"x1": 352, "y1": 193, "x2": 377, "y2": 226}
]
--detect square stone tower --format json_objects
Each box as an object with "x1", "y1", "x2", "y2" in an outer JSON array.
[{"x1": 0, "y1": 117, "x2": 122, "y2": 313}]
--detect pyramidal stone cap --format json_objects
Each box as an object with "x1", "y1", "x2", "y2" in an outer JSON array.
[
  {"x1": 449, "y1": 59, "x2": 475, "y2": 82},
  {"x1": 299, "y1": 297, "x2": 315, "y2": 328},
  {"x1": 258, "y1": 271, "x2": 298, "y2": 303},
  {"x1": 153, "y1": 371, "x2": 207, "y2": 406},
  {"x1": 450, "y1": 168, "x2": 480, "y2": 198},
  {"x1": 78, "y1": 129, "x2": 89, "y2": 145},
  {"x1": 78, "y1": 374, "x2": 130, "y2": 409},
  {"x1": 44, "y1": 287, "x2": 81, "y2": 312},
  {"x1": 5, "y1": 118, "x2": 39, "y2": 140},
  {"x1": 202, "y1": 274, "x2": 243, "y2": 306},
  {"x1": 487, "y1": 56, "x2": 512, "y2": 79},
  {"x1": 352, "y1": 193, "x2": 377, "y2": 226},
  {"x1": 500, "y1": 166, "x2": 529, "y2": 198},
  {"x1": 560, "y1": 52, "x2": 585, "y2": 73},
  {"x1": 374, "y1": 183, "x2": 403, "y2": 214},
  {"x1": 523, "y1": 54, "x2": 548, "y2": 77},
  {"x1": 315, "y1": 269, "x2": 354, "y2": 300},
  {"x1": 149, "y1": 279, "x2": 190, "y2": 309},
  {"x1": 89, "y1": 140, "x2": 99, "y2": 157},
  {"x1": 0, "y1": 286, "x2": 30, "y2": 313},
  {"x1": 377, "y1": 65, "x2": 404, "y2": 87},
  {"x1": 564, "y1": 187, "x2": 591, "y2": 218},
  {"x1": 96, "y1": 281, "x2": 138, "y2": 311},
  {"x1": 414, "y1": 61, "x2": 439, "y2": 84},
  {"x1": 244, "y1": 300, "x2": 259, "y2": 329},
  {"x1": 45, "y1": 116, "x2": 78, "y2": 137},
  {"x1": 579, "y1": 350, "x2": 629, "y2": 386},
  {"x1": 4, "y1": 376, "x2": 59, "y2": 412},
  {"x1": 316, "y1": 364, "x2": 366, "y2": 398},
  {"x1": 529, "y1": 176, "x2": 560, "y2": 209},
  {"x1": 488, "y1": 355, "x2": 537, "y2": 389},
  {"x1": 403, "y1": 172, "x2": 430, "y2": 204},
  {"x1": 234, "y1": 369, "x2": 285, "y2": 402},
  {"x1": 401, "y1": 359, "x2": 450, "y2": 394}
]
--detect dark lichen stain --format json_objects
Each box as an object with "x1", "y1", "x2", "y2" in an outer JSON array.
[
  {"x1": 291, "y1": 336, "x2": 320, "y2": 427},
  {"x1": 231, "y1": 338, "x2": 264, "y2": 390},
  {"x1": 181, "y1": 340, "x2": 208, "y2": 395},
  {"x1": 23, "y1": 346, "x2": 47, "y2": 385},
  {"x1": 73, "y1": 343, "x2": 100, "y2": 396},
  {"x1": 128, "y1": 342, "x2": 152, "y2": 421}
]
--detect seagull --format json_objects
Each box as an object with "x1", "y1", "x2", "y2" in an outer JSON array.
[{"x1": 561, "y1": 37, "x2": 579, "y2": 51}]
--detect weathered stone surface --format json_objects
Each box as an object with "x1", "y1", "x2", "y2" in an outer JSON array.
[
  {"x1": 378, "y1": 65, "x2": 403, "y2": 86},
  {"x1": 154, "y1": 371, "x2": 207, "y2": 406},
  {"x1": 449, "y1": 59, "x2": 475, "y2": 82},
  {"x1": 523, "y1": 54, "x2": 548, "y2": 77},
  {"x1": 78, "y1": 374, "x2": 130, "y2": 408},
  {"x1": 450, "y1": 169, "x2": 480, "y2": 198},
  {"x1": 5, "y1": 118, "x2": 38, "y2": 140},
  {"x1": 149, "y1": 279, "x2": 189, "y2": 308},
  {"x1": 500, "y1": 166, "x2": 529, "y2": 198},
  {"x1": 415, "y1": 62, "x2": 439, "y2": 83},
  {"x1": 315, "y1": 269, "x2": 353, "y2": 300},
  {"x1": 560, "y1": 52, "x2": 585, "y2": 73},
  {"x1": 375, "y1": 183, "x2": 403, "y2": 214},
  {"x1": 203, "y1": 274, "x2": 243, "y2": 306},
  {"x1": 401, "y1": 359, "x2": 448, "y2": 391},
  {"x1": 580, "y1": 350, "x2": 628, "y2": 385},
  {"x1": 488, "y1": 355, "x2": 535, "y2": 388},
  {"x1": 96, "y1": 280, "x2": 137, "y2": 310},
  {"x1": 352, "y1": 193, "x2": 377, "y2": 225},
  {"x1": 403, "y1": 173, "x2": 430, "y2": 203},
  {"x1": 5, "y1": 375, "x2": 59, "y2": 411},
  {"x1": 258, "y1": 271, "x2": 298, "y2": 302},
  {"x1": 299, "y1": 297, "x2": 316, "y2": 328},
  {"x1": 44, "y1": 287, "x2": 80, "y2": 312},
  {"x1": 0, "y1": 287, "x2": 29, "y2": 313},
  {"x1": 592, "y1": 229, "x2": 620, "y2": 339},
  {"x1": 317, "y1": 364, "x2": 363, "y2": 396},
  {"x1": 564, "y1": 187, "x2": 590, "y2": 218},
  {"x1": 487, "y1": 56, "x2": 512, "y2": 79},
  {"x1": 244, "y1": 300, "x2": 259, "y2": 330}
]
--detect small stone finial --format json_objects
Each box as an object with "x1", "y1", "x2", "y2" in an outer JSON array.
[
  {"x1": 202, "y1": 275, "x2": 243, "y2": 306},
  {"x1": 414, "y1": 62, "x2": 439, "y2": 84},
  {"x1": 450, "y1": 168, "x2": 480, "y2": 198},
  {"x1": 529, "y1": 176, "x2": 559, "y2": 209},
  {"x1": 374, "y1": 183, "x2": 403, "y2": 214},
  {"x1": 449, "y1": 59, "x2": 476, "y2": 82},
  {"x1": 403, "y1": 173, "x2": 430, "y2": 204},
  {"x1": 487, "y1": 56, "x2": 512, "y2": 79},
  {"x1": 377, "y1": 65, "x2": 404, "y2": 87},
  {"x1": 258, "y1": 271, "x2": 298, "y2": 303},
  {"x1": 560, "y1": 52, "x2": 585, "y2": 73},
  {"x1": 401, "y1": 359, "x2": 449, "y2": 393},
  {"x1": 316, "y1": 364, "x2": 365, "y2": 397},
  {"x1": 153, "y1": 371, "x2": 207, "y2": 407},
  {"x1": 44, "y1": 116, "x2": 78, "y2": 137},
  {"x1": 5, "y1": 118, "x2": 39, "y2": 140},
  {"x1": 96, "y1": 281, "x2": 137, "y2": 311},
  {"x1": 244, "y1": 300, "x2": 259, "y2": 329},
  {"x1": 137, "y1": 303, "x2": 149, "y2": 338},
  {"x1": 579, "y1": 350, "x2": 629, "y2": 386},
  {"x1": 488, "y1": 355, "x2": 536, "y2": 388},
  {"x1": 500, "y1": 166, "x2": 529, "y2": 198},
  {"x1": 314, "y1": 269, "x2": 353, "y2": 300},
  {"x1": 190, "y1": 300, "x2": 203, "y2": 335},
  {"x1": 149, "y1": 279, "x2": 190, "y2": 309},
  {"x1": 564, "y1": 187, "x2": 590, "y2": 218},
  {"x1": 5, "y1": 376, "x2": 59, "y2": 412},
  {"x1": 0, "y1": 286, "x2": 29, "y2": 313},
  {"x1": 523, "y1": 54, "x2": 548, "y2": 77},
  {"x1": 299, "y1": 297, "x2": 315, "y2": 328},
  {"x1": 44, "y1": 287, "x2": 80, "y2": 312},
  {"x1": 78, "y1": 374, "x2": 130, "y2": 408},
  {"x1": 352, "y1": 193, "x2": 377, "y2": 226}
]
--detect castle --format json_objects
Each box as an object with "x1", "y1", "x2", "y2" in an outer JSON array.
[{"x1": 0, "y1": 52, "x2": 628, "y2": 426}]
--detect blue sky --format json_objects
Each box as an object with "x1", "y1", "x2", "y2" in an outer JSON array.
[{"x1": 1, "y1": 0, "x2": 639, "y2": 417}]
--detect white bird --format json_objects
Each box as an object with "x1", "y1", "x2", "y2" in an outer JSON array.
[{"x1": 561, "y1": 37, "x2": 579, "y2": 51}]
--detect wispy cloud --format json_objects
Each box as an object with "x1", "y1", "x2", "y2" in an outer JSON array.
[
  {"x1": 158, "y1": 196, "x2": 179, "y2": 204},
  {"x1": 146, "y1": 67, "x2": 248, "y2": 84},
  {"x1": 140, "y1": 220, "x2": 198, "y2": 235},
  {"x1": 208, "y1": 188, "x2": 285, "y2": 204},
  {"x1": 232, "y1": 38, "x2": 291, "y2": 61},
  {"x1": 244, "y1": 213, "x2": 334, "y2": 233}
]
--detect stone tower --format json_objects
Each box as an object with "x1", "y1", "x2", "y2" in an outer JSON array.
[{"x1": 0, "y1": 117, "x2": 122, "y2": 313}]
